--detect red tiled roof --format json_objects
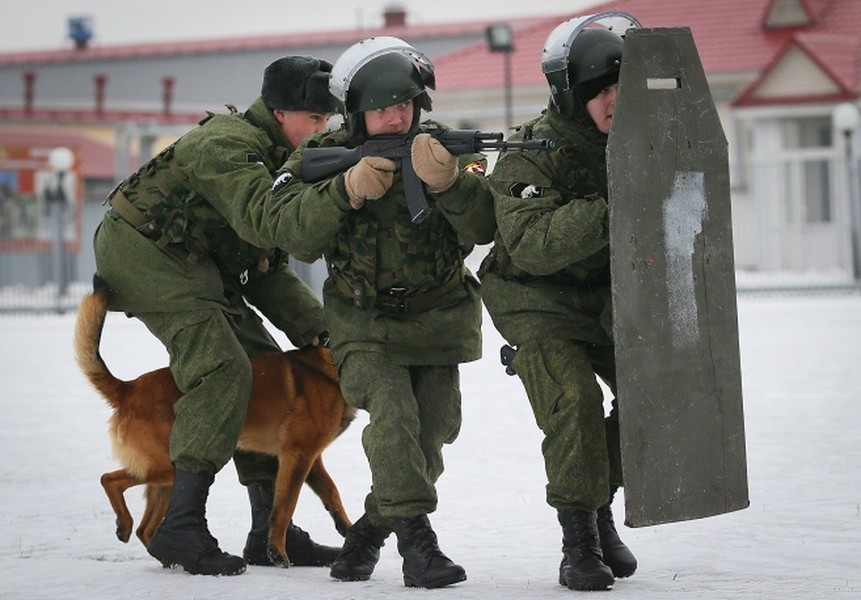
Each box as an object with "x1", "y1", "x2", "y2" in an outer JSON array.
[
  {"x1": 795, "y1": 33, "x2": 861, "y2": 95},
  {"x1": 434, "y1": 18, "x2": 558, "y2": 92},
  {"x1": 434, "y1": 0, "x2": 861, "y2": 98},
  {"x1": 734, "y1": 32, "x2": 861, "y2": 106},
  {"x1": 2, "y1": 0, "x2": 857, "y2": 106}
]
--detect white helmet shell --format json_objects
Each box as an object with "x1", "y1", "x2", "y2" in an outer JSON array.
[
  {"x1": 329, "y1": 36, "x2": 435, "y2": 105},
  {"x1": 542, "y1": 11, "x2": 641, "y2": 94}
]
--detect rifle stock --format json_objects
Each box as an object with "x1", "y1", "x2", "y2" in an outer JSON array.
[{"x1": 302, "y1": 129, "x2": 552, "y2": 224}]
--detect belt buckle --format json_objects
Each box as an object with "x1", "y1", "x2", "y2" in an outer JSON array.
[{"x1": 377, "y1": 287, "x2": 408, "y2": 313}]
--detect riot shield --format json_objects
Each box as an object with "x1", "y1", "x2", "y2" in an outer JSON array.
[{"x1": 607, "y1": 27, "x2": 749, "y2": 527}]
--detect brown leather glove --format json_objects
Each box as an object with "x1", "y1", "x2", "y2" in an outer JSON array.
[
  {"x1": 411, "y1": 133, "x2": 458, "y2": 193},
  {"x1": 344, "y1": 156, "x2": 397, "y2": 209}
]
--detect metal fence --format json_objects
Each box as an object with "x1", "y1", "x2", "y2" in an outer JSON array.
[
  {"x1": 0, "y1": 179, "x2": 96, "y2": 314},
  {"x1": 2, "y1": 167, "x2": 860, "y2": 314}
]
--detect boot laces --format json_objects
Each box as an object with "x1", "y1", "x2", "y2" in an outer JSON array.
[
  {"x1": 566, "y1": 514, "x2": 598, "y2": 538},
  {"x1": 402, "y1": 519, "x2": 444, "y2": 559},
  {"x1": 287, "y1": 522, "x2": 312, "y2": 544},
  {"x1": 343, "y1": 519, "x2": 386, "y2": 556},
  {"x1": 597, "y1": 504, "x2": 619, "y2": 537},
  {"x1": 560, "y1": 511, "x2": 602, "y2": 558}
]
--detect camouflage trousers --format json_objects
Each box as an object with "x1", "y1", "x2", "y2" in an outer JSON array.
[
  {"x1": 128, "y1": 307, "x2": 281, "y2": 480},
  {"x1": 94, "y1": 214, "x2": 308, "y2": 495},
  {"x1": 510, "y1": 337, "x2": 622, "y2": 512},
  {"x1": 338, "y1": 351, "x2": 462, "y2": 524}
]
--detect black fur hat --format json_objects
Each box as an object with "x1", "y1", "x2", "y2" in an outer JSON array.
[{"x1": 261, "y1": 56, "x2": 337, "y2": 113}]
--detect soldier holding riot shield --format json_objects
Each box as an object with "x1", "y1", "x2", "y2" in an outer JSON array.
[
  {"x1": 479, "y1": 13, "x2": 641, "y2": 592},
  {"x1": 481, "y1": 7, "x2": 750, "y2": 591}
]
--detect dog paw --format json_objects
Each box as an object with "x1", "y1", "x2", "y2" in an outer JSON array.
[
  {"x1": 115, "y1": 519, "x2": 132, "y2": 543},
  {"x1": 267, "y1": 546, "x2": 291, "y2": 568}
]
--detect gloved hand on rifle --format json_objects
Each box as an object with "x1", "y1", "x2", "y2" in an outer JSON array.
[
  {"x1": 344, "y1": 156, "x2": 397, "y2": 209},
  {"x1": 411, "y1": 133, "x2": 458, "y2": 194}
]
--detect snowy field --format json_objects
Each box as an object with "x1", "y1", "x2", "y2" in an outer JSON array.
[{"x1": 2, "y1": 290, "x2": 860, "y2": 599}]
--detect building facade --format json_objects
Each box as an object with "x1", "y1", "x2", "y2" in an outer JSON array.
[{"x1": 0, "y1": 1, "x2": 859, "y2": 310}]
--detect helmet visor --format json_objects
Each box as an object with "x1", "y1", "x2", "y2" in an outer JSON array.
[{"x1": 542, "y1": 11, "x2": 640, "y2": 92}]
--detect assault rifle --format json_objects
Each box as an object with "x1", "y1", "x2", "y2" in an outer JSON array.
[{"x1": 302, "y1": 128, "x2": 554, "y2": 224}]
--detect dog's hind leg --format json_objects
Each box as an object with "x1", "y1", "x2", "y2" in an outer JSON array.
[
  {"x1": 137, "y1": 483, "x2": 172, "y2": 548},
  {"x1": 100, "y1": 469, "x2": 143, "y2": 543},
  {"x1": 304, "y1": 454, "x2": 352, "y2": 536}
]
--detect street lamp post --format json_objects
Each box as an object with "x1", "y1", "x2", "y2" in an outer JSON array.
[
  {"x1": 486, "y1": 24, "x2": 514, "y2": 132},
  {"x1": 832, "y1": 102, "x2": 861, "y2": 283},
  {"x1": 48, "y1": 147, "x2": 74, "y2": 309}
]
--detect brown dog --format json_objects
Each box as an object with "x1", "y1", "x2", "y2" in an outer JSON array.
[{"x1": 73, "y1": 280, "x2": 355, "y2": 567}]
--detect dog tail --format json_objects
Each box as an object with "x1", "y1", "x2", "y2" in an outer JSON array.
[{"x1": 74, "y1": 274, "x2": 127, "y2": 408}]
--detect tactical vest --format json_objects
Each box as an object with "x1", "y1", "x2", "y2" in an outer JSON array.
[
  {"x1": 315, "y1": 126, "x2": 471, "y2": 309},
  {"x1": 106, "y1": 106, "x2": 288, "y2": 273},
  {"x1": 326, "y1": 181, "x2": 468, "y2": 309}
]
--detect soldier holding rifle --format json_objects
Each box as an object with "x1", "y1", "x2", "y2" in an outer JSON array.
[{"x1": 270, "y1": 36, "x2": 495, "y2": 589}]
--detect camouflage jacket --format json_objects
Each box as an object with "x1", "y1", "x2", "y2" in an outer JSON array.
[
  {"x1": 100, "y1": 97, "x2": 324, "y2": 346},
  {"x1": 479, "y1": 106, "x2": 614, "y2": 346},
  {"x1": 271, "y1": 121, "x2": 496, "y2": 365}
]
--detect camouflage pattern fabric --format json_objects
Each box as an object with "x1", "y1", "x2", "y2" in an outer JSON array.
[
  {"x1": 270, "y1": 119, "x2": 494, "y2": 517},
  {"x1": 339, "y1": 352, "x2": 461, "y2": 520},
  {"x1": 479, "y1": 107, "x2": 613, "y2": 347},
  {"x1": 93, "y1": 97, "x2": 325, "y2": 473},
  {"x1": 509, "y1": 337, "x2": 622, "y2": 511},
  {"x1": 273, "y1": 120, "x2": 495, "y2": 366},
  {"x1": 479, "y1": 106, "x2": 621, "y2": 512}
]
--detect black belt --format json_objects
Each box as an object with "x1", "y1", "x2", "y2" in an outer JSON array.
[{"x1": 375, "y1": 265, "x2": 465, "y2": 314}]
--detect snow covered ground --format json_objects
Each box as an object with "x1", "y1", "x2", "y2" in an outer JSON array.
[{"x1": 2, "y1": 290, "x2": 860, "y2": 599}]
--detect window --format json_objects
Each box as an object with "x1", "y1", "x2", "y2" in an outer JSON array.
[
  {"x1": 780, "y1": 117, "x2": 834, "y2": 223},
  {"x1": 780, "y1": 116, "x2": 831, "y2": 149},
  {"x1": 803, "y1": 159, "x2": 832, "y2": 223}
]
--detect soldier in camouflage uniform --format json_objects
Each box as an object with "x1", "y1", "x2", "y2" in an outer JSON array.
[
  {"x1": 478, "y1": 18, "x2": 638, "y2": 592},
  {"x1": 269, "y1": 37, "x2": 494, "y2": 589},
  {"x1": 92, "y1": 56, "x2": 341, "y2": 576}
]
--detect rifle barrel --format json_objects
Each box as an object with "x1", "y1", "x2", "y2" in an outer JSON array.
[{"x1": 479, "y1": 140, "x2": 555, "y2": 151}]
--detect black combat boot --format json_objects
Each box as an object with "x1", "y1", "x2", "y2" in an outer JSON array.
[
  {"x1": 390, "y1": 514, "x2": 466, "y2": 589},
  {"x1": 242, "y1": 484, "x2": 341, "y2": 566},
  {"x1": 557, "y1": 509, "x2": 614, "y2": 591},
  {"x1": 242, "y1": 484, "x2": 271, "y2": 565},
  {"x1": 597, "y1": 489, "x2": 637, "y2": 578},
  {"x1": 285, "y1": 522, "x2": 342, "y2": 567},
  {"x1": 330, "y1": 514, "x2": 391, "y2": 581},
  {"x1": 147, "y1": 470, "x2": 246, "y2": 576}
]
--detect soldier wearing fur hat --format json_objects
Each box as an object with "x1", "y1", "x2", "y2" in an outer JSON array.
[
  {"x1": 268, "y1": 37, "x2": 495, "y2": 589},
  {"x1": 92, "y1": 55, "x2": 340, "y2": 576},
  {"x1": 478, "y1": 14, "x2": 640, "y2": 592}
]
